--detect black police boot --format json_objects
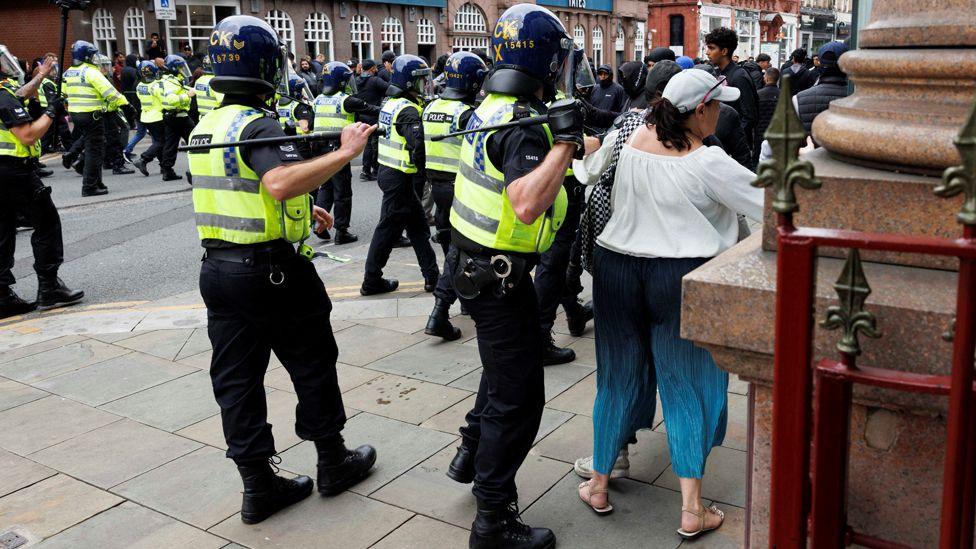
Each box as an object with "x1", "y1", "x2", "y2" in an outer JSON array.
[
  {"x1": 446, "y1": 444, "x2": 475, "y2": 484},
  {"x1": 360, "y1": 171, "x2": 376, "y2": 181},
  {"x1": 469, "y1": 502, "x2": 556, "y2": 549},
  {"x1": 36, "y1": 167, "x2": 54, "y2": 178},
  {"x1": 393, "y1": 235, "x2": 411, "y2": 248},
  {"x1": 61, "y1": 153, "x2": 74, "y2": 170},
  {"x1": 334, "y1": 230, "x2": 358, "y2": 245},
  {"x1": 161, "y1": 169, "x2": 183, "y2": 181},
  {"x1": 237, "y1": 459, "x2": 313, "y2": 524},
  {"x1": 112, "y1": 165, "x2": 135, "y2": 175},
  {"x1": 424, "y1": 270, "x2": 439, "y2": 292},
  {"x1": 360, "y1": 277, "x2": 399, "y2": 296},
  {"x1": 0, "y1": 287, "x2": 36, "y2": 320},
  {"x1": 542, "y1": 333, "x2": 576, "y2": 367},
  {"x1": 315, "y1": 440, "x2": 377, "y2": 496},
  {"x1": 36, "y1": 276, "x2": 84, "y2": 311},
  {"x1": 425, "y1": 298, "x2": 461, "y2": 341},
  {"x1": 565, "y1": 299, "x2": 593, "y2": 337},
  {"x1": 315, "y1": 227, "x2": 331, "y2": 241},
  {"x1": 132, "y1": 158, "x2": 149, "y2": 176},
  {"x1": 72, "y1": 160, "x2": 84, "y2": 175},
  {"x1": 81, "y1": 186, "x2": 108, "y2": 197}
]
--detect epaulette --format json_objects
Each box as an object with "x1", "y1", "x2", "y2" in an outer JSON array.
[{"x1": 512, "y1": 101, "x2": 532, "y2": 120}]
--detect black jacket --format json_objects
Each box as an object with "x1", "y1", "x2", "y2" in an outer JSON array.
[
  {"x1": 795, "y1": 74, "x2": 849, "y2": 138},
  {"x1": 704, "y1": 103, "x2": 752, "y2": 170},
  {"x1": 780, "y1": 61, "x2": 818, "y2": 96},
  {"x1": 354, "y1": 74, "x2": 389, "y2": 123},
  {"x1": 589, "y1": 80, "x2": 626, "y2": 123},
  {"x1": 719, "y1": 61, "x2": 759, "y2": 149},
  {"x1": 376, "y1": 66, "x2": 392, "y2": 83},
  {"x1": 755, "y1": 84, "x2": 779, "y2": 151},
  {"x1": 740, "y1": 61, "x2": 764, "y2": 91}
]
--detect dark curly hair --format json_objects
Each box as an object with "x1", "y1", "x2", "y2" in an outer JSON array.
[
  {"x1": 645, "y1": 97, "x2": 695, "y2": 152},
  {"x1": 704, "y1": 27, "x2": 738, "y2": 58}
]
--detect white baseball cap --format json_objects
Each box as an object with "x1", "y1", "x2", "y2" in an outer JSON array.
[{"x1": 662, "y1": 70, "x2": 740, "y2": 113}]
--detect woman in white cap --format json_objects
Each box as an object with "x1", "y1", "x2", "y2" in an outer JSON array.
[{"x1": 572, "y1": 69, "x2": 763, "y2": 539}]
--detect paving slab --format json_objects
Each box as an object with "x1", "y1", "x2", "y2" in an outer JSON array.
[
  {"x1": 728, "y1": 375, "x2": 749, "y2": 396},
  {"x1": 372, "y1": 514, "x2": 470, "y2": 549},
  {"x1": 354, "y1": 315, "x2": 430, "y2": 335},
  {"x1": 0, "y1": 449, "x2": 55, "y2": 498},
  {"x1": 372, "y1": 446, "x2": 570, "y2": 529},
  {"x1": 342, "y1": 373, "x2": 471, "y2": 425},
  {"x1": 34, "y1": 351, "x2": 196, "y2": 406},
  {"x1": 0, "y1": 335, "x2": 86, "y2": 364},
  {"x1": 99, "y1": 370, "x2": 220, "y2": 432},
  {"x1": 547, "y1": 371, "x2": 596, "y2": 416},
  {"x1": 724, "y1": 392, "x2": 748, "y2": 452},
  {"x1": 177, "y1": 349, "x2": 212, "y2": 369},
  {"x1": 0, "y1": 396, "x2": 121, "y2": 455},
  {"x1": 367, "y1": 338, "x2": 482, "y2": 384},
  {"x1": 330, "y1": 299, "x2": 399, "y2": 321},
  {"x1": 114, "y1": 446, "x2": 242, "y2": 530},
  {"x1": 654, "y1": 446, "x2": 747, "y2": 508},
  {"x1": 37, "y1": 501, "x2": 227, "y2": 549},
  {"x1": 177, "y1": 389, "x2": 304, "y2": 453},
  {"x1": 333, "y1": 325, "x2": 426, "y2": 367},
  {"x1": 680, "y1": 501, "x2": 747, "y2": 548},
  {"x1": 115, "y1": 329, "x2": 194, "y2": 361},
  {"x1": 278, "y1": 412, "x2": 456, "y2": 495},
  {"x1": 209, "y1": 489, "x2": 412, "y2": 549},
  {"x1": 87, "y1": 331, "x2": 146, "y2": 344},
  {"x1": 134, "y1": 307, "x2": 208, "y2": 331},
  {"x1": 566, "y1": 336, "x2": 597, "y2": 367},
  {"x1": 0, "y1": 474, "x2": 123, "y2": 540},
  {"x1": 0, "y1": 377, "x2": 47, "y2": 413},
  {"x1": 420, "y1": 393, "x2": 475, "y2": 436},
  {"x1": 30, "y1": 419, "x2": 201, "y2": 489},
  {"x1": 521, "y1": 474, "x2": 682, "y2": 549},
  {"x1": 0, "y1": 340, "x2": 130, "y2": 384},
  {"x1": 532, "y1": 413, "x2": 593, "y2": 465},
  {"x1": 0, "y1": 309, "x2": 148, "y2": 343},
  {"x1": 263, "y1": 362, "x2": 380, "y2": 394},
  {"x1": 448, "y1": 362, "x2": 593, "y2": 403},
  {"x1": 175, "y1": 329, "x2": 212, "y2": 360}
]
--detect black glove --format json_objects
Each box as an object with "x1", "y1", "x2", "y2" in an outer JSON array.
[
  {"x1": 44, "y1": 95, "x2": 63, "y2": 119},
  {"x1": 547, "y1": 98, "x2": 584, "y2": 158}
]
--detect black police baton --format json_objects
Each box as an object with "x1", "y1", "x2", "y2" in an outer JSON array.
[
  {"x1": 177, "y1": 131, "x2": 342, "y2": 152},
  {"x1": 430, "y1": 114, "x2": 549, "y2": 142}
]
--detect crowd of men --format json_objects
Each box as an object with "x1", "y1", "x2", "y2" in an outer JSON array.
[{"x1": 0, "y1": 9, "x2": 853, "y2": 547}]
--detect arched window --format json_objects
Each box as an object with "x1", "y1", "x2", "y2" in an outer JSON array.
[
  {"x1": 592, "y1": 26, "x2": 604, "y2": 67},
  {"x1": 454, "y1": 3, "x2": 487, "y2": 33},
  {"x1": 123, "y1": 7, "x2": 145, "y2": 56},
  {"x1": 92, "y1": 8, "x2": 116, "y2": 56},
  {"x1": 573, "y1": 24, "x2": 586, "y2": 50},
  {"x1": 634, "y1": 22, "x2": 646, "y2": 62},
  {"x1": 615, "y1": 21, "x2": 625, "y2": 52},
  {"x1": 381, "y1": 16, "x2": 404, "y2": 56},
  {"x1": 669, "y1": 15, "x2": 685, "y2": 48},
  {"x1": 417, "y1": 18, "x2": 436, "y2": 46},
  {"x1": 305, "y1": 13, "x2": 333, "y2": 61},
  {"x1": 350, "y1": 15, "x2": 373, "y2": 62},
  {"x1": 266, "y1": 10, "x2": 295, "y2": 55},
  {"x1": 453, "y1": 3, "x2": 488, "y2": 55}
]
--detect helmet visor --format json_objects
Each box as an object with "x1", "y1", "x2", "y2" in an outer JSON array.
[
  {"x1": 556, "y1": 46, "x2": 595, "y2": 99},
  {"x1": 411, "y1": 67, "x2": 433, "y2": 99},
  {"x1": 96, "y1": 54, "x2": 111, "y2": 74},
  {"x1": 294, "y1": 79, "x2": 312, "y2": 103},
  {"x1": 0, "y1": 46, "x2": 24, "y2": 82},
  {"x1": 276, "y1": 47, "x2": 292, "y2": 97},
  {"x1": 574, "y1": 51, "x2": 596, "y2": 96},
  {"x1": 553, "y1": 38, "x2": 577, "y2": 99},
  {"x1": 176, "y1": 60, "x2": 192, "y2": 79}
]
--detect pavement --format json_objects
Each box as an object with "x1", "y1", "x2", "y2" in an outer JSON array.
[{"x1": 0, "y1": 144, "x2": 748, "y2": 548}]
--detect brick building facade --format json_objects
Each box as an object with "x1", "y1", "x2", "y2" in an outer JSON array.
[
  {"x1": 648, "y1": 0, "x2": 800, "y2": 64},
  {"x1": 1, "y1": 0, "x2": 647, "y2": 75}
]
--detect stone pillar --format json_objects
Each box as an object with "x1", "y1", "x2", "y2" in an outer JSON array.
[{"x1": 680, "y1": 1, "x2": 976, "y2": 547}]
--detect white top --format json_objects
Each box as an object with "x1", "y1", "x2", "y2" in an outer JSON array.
[{"x1": 572, "y1": 127, "x2": 764, "y2": 259}]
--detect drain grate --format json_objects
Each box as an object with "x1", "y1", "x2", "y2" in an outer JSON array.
[{"x1": 0, "y1": 531, "x2": 28, "y2": 549}]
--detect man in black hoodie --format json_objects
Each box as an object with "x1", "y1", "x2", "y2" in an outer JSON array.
[
  {"x1": 704, "y1": 27, "x2": 758, "y2": 168},
  {"x1": 354, "y1": 59, "x2": 388, "y2": 180},
  {"x1": 120, "y1": 54, "x2": 140, "y2": 127},
  {"x1": 589, "y1": 64, "x2": 625, "y2": 129}
]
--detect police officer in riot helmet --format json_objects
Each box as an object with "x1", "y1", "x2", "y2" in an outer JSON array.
[
  {"x1": 422, "y1": 51, "x2": 487, "y2": 341},
  {"x1": 445, "y1": 5, "x2": 584, "y2": 548},
  {"x1": 360, "y1": 54, "x2": 440, "y2": 296},
  {"x1": 157, "y1": 54, "x2": 195, "y2": 181},
  {"x1": 310, "y1": 61, "x2": 378, "y2": 244},
  {"x1": 190, "y1": 15, "x2": 377, "y2": 525}
]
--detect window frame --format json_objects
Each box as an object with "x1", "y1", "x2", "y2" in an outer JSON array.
[
  {"x1": 92, "y1": 8, "x2": 117, "y2": 56},
  {"x1": 381, "y1": 16, "x2": 404, "y2": 56},
  {"x1": 304, "y1": 12, "x2": 334, "y2": 62}
]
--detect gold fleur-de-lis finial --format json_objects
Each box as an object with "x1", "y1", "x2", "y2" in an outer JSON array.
[
  {"x1": 934, "y1": 94, "x2": 976, "y2": 225},
  {"x1": 821, "y1": 249, "x2": 882, "y2": 356},
  {"x1": 752, "y1": 74, "x2": 821, "y2": 214}
]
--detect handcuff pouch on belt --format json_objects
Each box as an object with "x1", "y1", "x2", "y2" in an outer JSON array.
[{"x1": 453, "y1": 250, "x2": 526, "y2": 299}]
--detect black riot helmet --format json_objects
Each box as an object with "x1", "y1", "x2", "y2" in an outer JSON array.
[{"x1": 208, "y1": 15, "x2": 288, "y2": 96}]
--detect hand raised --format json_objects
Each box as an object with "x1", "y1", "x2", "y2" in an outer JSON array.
[{"x1": 338, "y1": 122, "x2": 376, "y2": 157}]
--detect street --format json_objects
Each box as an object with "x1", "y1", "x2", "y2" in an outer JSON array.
[{"x1": 11, "y1": 145, "x2": 386, "y2": 305}]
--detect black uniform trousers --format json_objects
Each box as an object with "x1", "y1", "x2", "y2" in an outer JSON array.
[
  {"x1": 0, "y1": 159, "x2": 64, "y2": 287},
  {"x1": 451, "y1": 253, "x2": 545, "y2": 508},
  {"x1": 139, "y1": 121, "x2": 165, "y2": 165},
  {"x1": 199, "y1": 246, "x2": 347, "y2": 463},
  {"x1": 362, "y1": 131, "x2": 379, "y2": 176},
  {"x1": 533, "y1": 178, "x2": 585, "y2": 334},
  {"x1": 160, "y1": 113, "x2": 194, "y2": 171},
  {"x1": 102, "y1": 111, "x2": 128, "y2": 169},
  {"x1": 363, "y1": 167, "x2": 438, "y2": 282},
  {"x1": 430, "y1": 173, "x2": 458, "y2": 304},
  {"x1": 69, "y1": 111, "x2": 104, "y2": 191},
  {"x1": 314, "y1": 163, "x2": 353, "y2": 232}
]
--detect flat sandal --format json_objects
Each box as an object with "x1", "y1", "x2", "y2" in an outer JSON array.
[
  {"x1": 676, "y1": 504, "x2": 724, "y2": 539},
  {"x1": 577, "y1": 480, "x2": 614, "y2": 516}
]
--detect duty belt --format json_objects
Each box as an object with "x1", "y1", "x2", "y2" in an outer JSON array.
[{"x1": 453, "y1": 249, "x2": 530, "y2": 299}]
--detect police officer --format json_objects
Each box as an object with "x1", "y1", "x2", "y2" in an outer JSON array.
[
  {"x1": 190, "y1": 15, "x2": 377, "y2": 525},
  {"x1": 63, "y1": 40, "x2": 128, "y2": 196},
  {"x1": 0, "y1": 48, "x2": 84, "y2": 319},
  {"x1": 158, "y1": 54, "x2": 194, "y2": 181},
  {"x1": 311, "y1": 61, "x2": 378, "y2": 244},
  {"x1": 193, "y1": 55, "x2": 222, "y2": 117},
  {"x1": 94, "y1": 54, "x2": 134, "y2": 176},
  {"x1": 131, "y1": 62, "x2": 165, "y2": 177},
  {"x1": 442, "y1": 5, "x2": 584, "y2": 547},
  {"x1": 36, "y1": 58, "x2": 68, "y2": 155},
  {"x1": 360, "y1": 55, "x2": 439, "y2": 296},
  {"x1": 422, "y1": 51, "x2": 487, "y2": 341}
]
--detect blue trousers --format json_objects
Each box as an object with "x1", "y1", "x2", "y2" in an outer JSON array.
[
  {"x1": 590, "y1": 246, "x2": 727, "y2": 478},
  {"x1": 124, "y1": 120, "x2": 147, "y2": 155}
]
